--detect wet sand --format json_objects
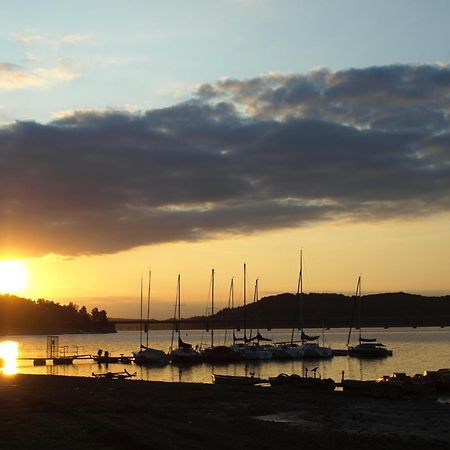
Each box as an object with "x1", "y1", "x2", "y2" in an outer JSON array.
[{"x1": 0, "y1": 374, "x2": 448, "y2": 449}]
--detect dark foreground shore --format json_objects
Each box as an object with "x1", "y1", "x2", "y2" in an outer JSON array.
[{"x1": 0, "y1": 374, "x2": 449, "y2": 450}]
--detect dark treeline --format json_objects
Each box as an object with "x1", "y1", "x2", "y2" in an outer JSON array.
[
  {"x1": 185, "y1": 292, "x2": 450, "y2": 329},
  {"x1": 0, "y1": 294, "x2": 115, "y2": 335}
]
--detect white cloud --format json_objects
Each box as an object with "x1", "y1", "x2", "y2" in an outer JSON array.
[
  {"x1": 25, "y1": 52, "x2": 39, "y2": 62},
  {"x1": 33, "y1": 59, "x2": 79, "y2": 82},
  {"x1": 62, "y1": 33, "x2": 95, "y2": 44},
  {"x1": 0, "y1": 60, "x2": 79, "y2": 90},
  {"x1": 10, "y1": 31, "x2": 44, "y2": 44},
  {"x1": 0, "y1": 63, "x2": 45, "y2": 90}
]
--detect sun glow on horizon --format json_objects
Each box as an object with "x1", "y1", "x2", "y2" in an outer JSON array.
[{"x1": 0, "y1": 261, "x2": 27, "y2": 294}]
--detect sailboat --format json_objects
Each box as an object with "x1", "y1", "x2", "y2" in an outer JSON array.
[
  {"x1": 297, "y1": 251, "x2": 333, "y2": 359},
  {"x1": 272, "y1": 254, "x2": 306, "y2": 359},
  {"x1": 347, "y1": 276, "x2": 393, "y2": 358},
  {"x1": 132, "y1": 271, "x2": 169, "y2": 365},
  {"x1": 231, "y1": 264, "x2": 248, "y2": 354},
  {"x1": 169, "y1": 274, "x2": 201, "y2": 363},
  {"x1": 238, "y1": 278, "x2": 273, "y2": 360},
  {"x1": 200, "y1": 269, "x2": 240, "y2": 362}
]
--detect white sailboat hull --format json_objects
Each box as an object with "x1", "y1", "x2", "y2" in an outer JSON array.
[
  {"x1": 272, "y1": 343, "x2": 304, "y2": 359},
  {"x1": 133, "y1": 348, "x2": 169, "y2": 365},
  {"x1": 169, "y1": 347, "x2": 201, "y2": 363},
  {"x1": 233, "y1": 344, "x2": 273, "y2": 360},
  {"x1": 300, "y1": 343, "x2": 333, "y2": 359}
]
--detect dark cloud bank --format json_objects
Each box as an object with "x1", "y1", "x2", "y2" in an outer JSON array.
[{"x1": 1, "y1": 64, "x2": 450, "y2": 257}]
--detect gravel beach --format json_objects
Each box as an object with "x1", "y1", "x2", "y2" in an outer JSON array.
[{"x1": 0, "y1": 374, "x2": 448, "y2": 449}]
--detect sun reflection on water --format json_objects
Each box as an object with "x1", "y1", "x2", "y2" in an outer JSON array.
[{"x1": 0, "y1": 341, "x2": 19, "y2": 375}]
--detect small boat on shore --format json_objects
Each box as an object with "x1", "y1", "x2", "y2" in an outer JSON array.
[
  {"x1": 92, "y1": 369, "x2": 136, "y2": 380},
  {"x1": 377, "y1": 369, "x2": 450, "y2": 394},
  {"x1": 212, "y1": 373, "x2": 266, "y2": 385},
  {"x1": 269, "y1": 373, "x2": 335, "y2": 390}
]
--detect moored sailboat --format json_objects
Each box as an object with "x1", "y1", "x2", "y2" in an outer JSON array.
[
  {"x1": 297, "y1": 251, "x2": 333, "y2": 359},
  {"x1": 132, "y1": 271, "x2": 169, "y2": 365},
  {"x1": 238, "y1": 278, "x2": 273, "y2": 360},
  {"x1": 169, "y1": 274, "x2": 201, "y2": 364},
  {"x1": 201, "y1": 270, "x2": 240, "y2": 362},
  {"x1": 347, "y1": 276, "x2": 393, "y2": 358}
]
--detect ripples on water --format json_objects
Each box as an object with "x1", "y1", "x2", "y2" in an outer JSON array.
[{"x1": 1, "y1": 328, "x2": 449, "y2": 383}]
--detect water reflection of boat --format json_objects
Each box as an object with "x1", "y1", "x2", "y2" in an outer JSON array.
[
  {"x1": 133, "y1": 271, "x2": 169, "y2": 365},
  {"x1": 347, "y1": 276, "x2": 393, "y2": 358}
]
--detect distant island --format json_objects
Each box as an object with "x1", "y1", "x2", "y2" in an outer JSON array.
[
  {"x1": 114, "y1": 291, "x2": 450, "y2": 330},
  {"x1": 0, "y1": 294, "x2": 115, "y2": 335}
]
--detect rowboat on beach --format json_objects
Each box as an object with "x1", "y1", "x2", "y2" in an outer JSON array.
[
  {"x1": 92, "y1": 369, "x2": 137, "y2": 380},
  {"x1": 269, "y1": 372, "x2": 335, "y2": 390},
  {"x1": 212, "y1": 373, "x2": 267, "y2": 385}
]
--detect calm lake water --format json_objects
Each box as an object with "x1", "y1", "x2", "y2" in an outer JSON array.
[{"x1": 2, "y1": 327, "x2": 449, "y2": 383}]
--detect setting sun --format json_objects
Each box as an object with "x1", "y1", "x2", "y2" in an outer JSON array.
[
  {"x1": 0, "y1": 261, "x2": 27, "y2": 294},
  {"x1": 0, "y1": 341, "x2": 19, "y2": 375}
]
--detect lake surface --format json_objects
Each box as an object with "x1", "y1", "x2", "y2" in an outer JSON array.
[{"x1": 2, "y1": 327, "x2": 449, "y2": 383}]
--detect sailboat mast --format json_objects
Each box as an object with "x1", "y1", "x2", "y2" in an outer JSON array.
[
  {"x1": 243, "y1": 263, "x2": 247, "y2": 341},
  {"x1": 300, "y1": 250, "x2": 304, "y2": 332},
  {"x1": 170, "y1": 275, "x2": 179, "y2": 351},
  {"x1": 291, "y1": 250, "x2": 302, "y2": 344},
  {"x1": 211, "y1": 268, "x2": 215, "y2": 348},
  {"x1": 139, "y1": 274, "x2": 143, "y2": 349},
  {"x1": 346, "y1": 275, "x2": 361, "y2": 347},
  {"x1": 225, "y1": 277, "x2": 234, "y2": 345},
  {"x1": 358, "y1": 276, "x2": 362, "y2": 341},
  {"x1": 255, "y1": 279, "x2": 260, "y2": 336},
  {"x1": 178, "y1": 274, "x2": 181, "y2": 339},
  {"x1": 146, "y1": 269, "x2": 151, "y2": 348}
]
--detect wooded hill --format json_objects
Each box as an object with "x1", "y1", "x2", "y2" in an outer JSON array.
[
  {"x1": 188, "y1": 292, "x2": 450, "y2": 329},
  {"x1": 0, "y1": 294, "x2": 115, "y2": 335}
]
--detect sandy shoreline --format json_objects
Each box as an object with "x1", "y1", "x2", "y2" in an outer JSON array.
[{"x1": 0, "y1": 374, "x2": 448, "y2": 449}]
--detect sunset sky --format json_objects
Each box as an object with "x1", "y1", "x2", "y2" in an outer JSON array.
[{"x1": 1, "y1": 0, "x2": 450, "y2": 318}]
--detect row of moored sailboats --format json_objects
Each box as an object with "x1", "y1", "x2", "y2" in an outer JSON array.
[{"x1": 133, "y1": 252, "x2": 338, "y2": 365}]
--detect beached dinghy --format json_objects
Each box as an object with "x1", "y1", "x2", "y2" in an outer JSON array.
[
  {"x1": 92, "y1": 369, "x2": 136, "y2": 380},
  {"x1": 212, "y1": 373, "x2": 266, "y2": 385}
]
